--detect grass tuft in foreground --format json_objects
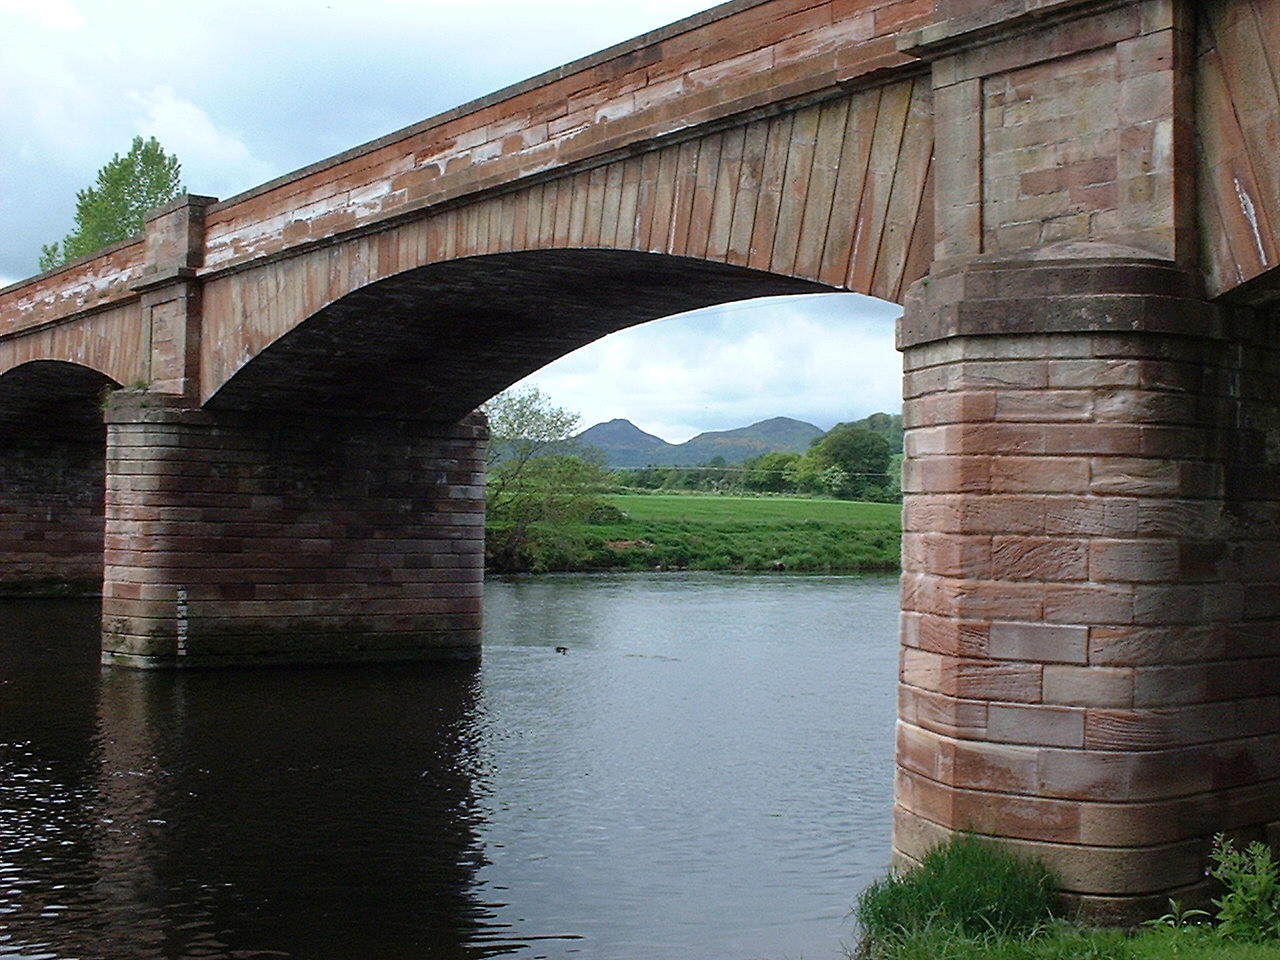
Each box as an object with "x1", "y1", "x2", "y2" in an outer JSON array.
[
  {"x1": 855, "y1": 836, "x2": 1058, "y2": 952},
  {"x1": 853, "y1": 835, "x2": 1280, "y2": 960}
]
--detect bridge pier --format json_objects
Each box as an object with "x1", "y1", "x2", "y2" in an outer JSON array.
[
  {"x1": 100, "y1": 394, "x2": 486, "y2": 668},
  {"x1": 896, "y1": 251, "x2": 1280, "y2": 921}
]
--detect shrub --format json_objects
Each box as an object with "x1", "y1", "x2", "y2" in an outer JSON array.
[
  {"x1": 855, "y1": 836, "x2": 1059, "y2": 951},
  {"x1": 1209, "y1": 834, "x2": 1280, "y2": 943}
]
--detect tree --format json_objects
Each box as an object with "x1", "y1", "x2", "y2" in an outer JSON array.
[
  {"x1": 40, "y1": 136, "x2": 184, "y2": 271},
  {"x1": 482, "y1": 386, "x2": 614, "y2": 571},
  {"x1": 743, "y1": 451, "x2": 800, "y2": 492},
  {"x1": 812, "y1": 424, "x2": 892, "y2": 479}
]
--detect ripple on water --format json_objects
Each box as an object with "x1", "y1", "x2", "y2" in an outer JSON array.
[{"x1": 0, "y1": 574, "x2": 899, "y2": 960}]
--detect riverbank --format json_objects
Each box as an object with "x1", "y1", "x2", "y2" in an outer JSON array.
[{"x1": 485, "y1": 492, "x2": 902, "y2": 573}]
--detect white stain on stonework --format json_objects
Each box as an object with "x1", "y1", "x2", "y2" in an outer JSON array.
[{"x1": 1235, "y1": 176, "x2": 1266, "y2": 265}]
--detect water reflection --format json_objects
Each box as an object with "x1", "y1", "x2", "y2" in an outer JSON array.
[
  {"x1": 1, "y1": 574, "x2": 900, "y2": 960},
  {"x1": 1, "y1": 600, "x2": 516, "y2": 959}
]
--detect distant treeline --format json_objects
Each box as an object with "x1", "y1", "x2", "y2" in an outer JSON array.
[{"x1": 611, "y1": 413, "x2": 903, "y2": 503}]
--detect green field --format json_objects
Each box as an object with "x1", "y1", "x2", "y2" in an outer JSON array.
[
  {"x1": 606, "y1": 493, "x2": 902, "y2": 525},
  {"x1": 485, "y1": 492, "x2": 902, "y2": 573}
]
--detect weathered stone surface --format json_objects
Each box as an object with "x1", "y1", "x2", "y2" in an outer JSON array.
[
  {"x1": 100, "y1": 395, "x2": 487, "y2": 668},
  {"x1": 1, "y1": 0, "x2": 1280, "y2": 924},
  {"x1": 896, "y1": 247, "x2": 1280, "y2": 913}
]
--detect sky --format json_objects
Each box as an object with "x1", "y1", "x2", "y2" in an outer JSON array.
[{"x1": 1, "y1": 0, "x2": 903, "y2": 442}]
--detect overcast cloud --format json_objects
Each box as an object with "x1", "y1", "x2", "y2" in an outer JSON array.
[{"x1": 1, "y1": 0, "x2": 903, "y2": 435}]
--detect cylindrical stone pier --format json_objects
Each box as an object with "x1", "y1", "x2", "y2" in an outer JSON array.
[
  {"x1": 894, "y1": 250, "x2": 1280, "y2": 921},
  {"x1": 101, "y1": 394, "x2": 487, "y2": 668}
]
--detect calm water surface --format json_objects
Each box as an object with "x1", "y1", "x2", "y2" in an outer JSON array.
[{"x1": 0, "y1": 573, "x2": 899, "y2": 960}]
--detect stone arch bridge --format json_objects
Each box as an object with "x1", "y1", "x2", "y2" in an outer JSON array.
[{"x1": 3, "y1": 0, "x2": 1280, "y2": 922}]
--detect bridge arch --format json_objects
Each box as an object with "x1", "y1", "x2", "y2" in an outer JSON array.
[
  {"x1": 0, "y1": 360, "x2": 118, "y2": 440},
  {"x1": 204, "y1": 249, "x2": 836, "y2": 418},
  {"x1": 0, "y1": 361, "x2": 117, "y2": 597},
  {"x1": 196, "y1": 73, "x2": 933, "y2": 407}
]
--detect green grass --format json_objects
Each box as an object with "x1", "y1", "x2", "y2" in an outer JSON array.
[
  {"x1": 606, "y1": 493, "x2": 901, "y2": 525},
  {"x1": 857, "y1": 924, "x2": 1280, "y2": 960},
  {"x1": 857, "y1": 836, "x2": 1058, "y2": 945},
  {"x1": 852, "y1": 836, "x2": 1280, "y2": 960},
  {"x1": 484, "y1": 493, "x2": 902, "y2": 573}
]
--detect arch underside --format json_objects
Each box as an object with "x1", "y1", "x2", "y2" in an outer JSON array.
[
  {"x1": 198, "y1": 75, "x2": 933, "y2": 410},
  {"x1": 0, "y1": 361, "x2": 113, "y2": 596},
  {"x1": 207, "y1": 249, "x2": 830, "y2": 420},
  {"x1": 0, "y1": 361, "x2": 117, "y2": 443}
]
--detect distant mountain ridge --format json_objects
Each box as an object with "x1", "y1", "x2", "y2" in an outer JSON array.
[{"x1": 576, "y1": 416, "x2": 825, "y2": 467}]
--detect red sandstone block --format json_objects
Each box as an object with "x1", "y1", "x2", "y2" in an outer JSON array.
[
  {"x1": 1044, "y1": 665, "x2": 1134, "y2": 708},
  {"x1": 956, "y1": 496, "x2": 1048, "y2": 535},
  {"x1": 991, "y1": 536, "x2": 1087, "y2": 582},
  {"x1": 902, "y1": 456, "x2": 991, "y2": 494},
  {"x1": 1119, "y1": 71, "x2": 1174, "y2": 125},
  {"x1": 1117, "y1": 30, "x2": 1174, "y2": 79},
  {"x1": 1090, "y1": 458, "x2": 1180, "y2": 496},
  {"x1": 1088, "y1": 539, "x2": 1180, "y2": 583},
  {"x1": 1020, "y1": 158, "x2": 1117, "y2": 197},
  {"x1": 994, "y1": 390, "x2": 1092, "y2": 422},
  {"x1": 951, "y1": 360, "x2": 1049, "y2": 391},
  {"x1": 1135, "y1": 499, "x2": 1221, "y2": 539},
  {"x1": 1088, "y1": 624, "x2": 1223, "y2": 666},
  {"x1": 1132, "y1": 583, "x2": 1244, "y2": 626},
  {"x1": 987, "y1": 702, "x2": 1086, "y2": 748},
  {"x1": 1043, "y1": 582, "x2": 1134, "y2": 625},
  {"x1": 902, "y1": 611, "x2": 990, "y2": 658},
  {"x1": 988, "y1": 460, "x2": 1090, "y2": 496},
  {"x1": 907, "y1": 722, "x2": 1042, "y2": 794},
  {"x1": 897, "y1": 720, "x2": 950, "y2": 782},
  {"x1": 902, "y1": 648, "x2": 1043, "y2": 702},
  {"x1": 1043, "y1": 425, "x2": 1144, "y2": 456},
  {"x1": 1085, "y1": 698, "x2": 1280, "y2": 752},
  {"x1": 987, "y1": 621, "x2": 1088, "y2": 664},
  {"x1": 899, "y1": 768, "x2": 1085, "y2": 845},
  {"x1": 903, "y1": 391, "x2": 998, "y2": 427},
  {"x1": 1133, "y1": 659, "x2": 1280, "y2": 708},
  {"x1": 1047, "y1": 359, "x2": 1141, "y2": 388},
  {"x1": 1044, "y1": 497, "x2": 1133, "y2": 543},
  {"x1": 899, "y1": 686, "x2": 990, "y2": 740},
  {"x1": 904, "y1": 533, "x2": 993, "y2": 578},
  {"x1": 1036, "y1": 742, "x2": 1214, "y2": 802}
]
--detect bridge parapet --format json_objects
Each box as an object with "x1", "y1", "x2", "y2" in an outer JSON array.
[{"x1": 197, "y1": 0, "x2": 931, "y2": 277}]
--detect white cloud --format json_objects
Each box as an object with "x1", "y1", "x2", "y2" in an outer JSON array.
[
  {"x1": 0, "y1": 0, "x2": 84, "y2": 30},
  {"x1": 132, "y1": 86, "x2": 276, "y2": 198},
  {"x1": 520, "y1": 294, "x2": 903, "y2": 441}
]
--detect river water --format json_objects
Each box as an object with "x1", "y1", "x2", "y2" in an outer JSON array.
[{"x1": 0, "y1": 572, "x2": 900, "y2": 960}]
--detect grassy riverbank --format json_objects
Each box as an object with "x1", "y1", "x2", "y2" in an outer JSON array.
[
  {"x1": 854, "y1": 836, "x2": 1280, "y2": 960},
  {"x1": 485, "y1": 493, "x2": 901, "y2": 573}
]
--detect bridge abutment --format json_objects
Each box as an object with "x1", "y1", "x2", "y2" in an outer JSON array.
[
  {"x1": 100, "y1": 395, "x2": 486, "y2": 668},
  {"x1": 895, "y1": 251, "x2": 1280, "y2": 921}
]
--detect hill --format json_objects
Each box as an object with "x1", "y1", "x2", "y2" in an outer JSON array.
[
  {"x1": 576, "y1": 415, "x2": 824, "y2": 467},
  {"x1": 575, "y1": 419, "x2": 674, "y2": 467}
]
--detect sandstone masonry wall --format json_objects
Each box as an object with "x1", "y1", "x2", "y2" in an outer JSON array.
[
  {"x1": 894, "y1": 253, "x2": 1280, "y2": 921},
  {"x1": 101, "y1": 399, "x2": 486, "y2": 668}
]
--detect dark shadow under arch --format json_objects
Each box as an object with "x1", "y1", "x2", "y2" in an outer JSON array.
[
  {"x1": 0, "y1": 361, "x2": 117, "y2": 596},
  {"x1": 207, "y1": 249, "x2": 830, "y2": 419},
  {"x1": 0, "y1": 360, "x2": 119, "y2": 443}
]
